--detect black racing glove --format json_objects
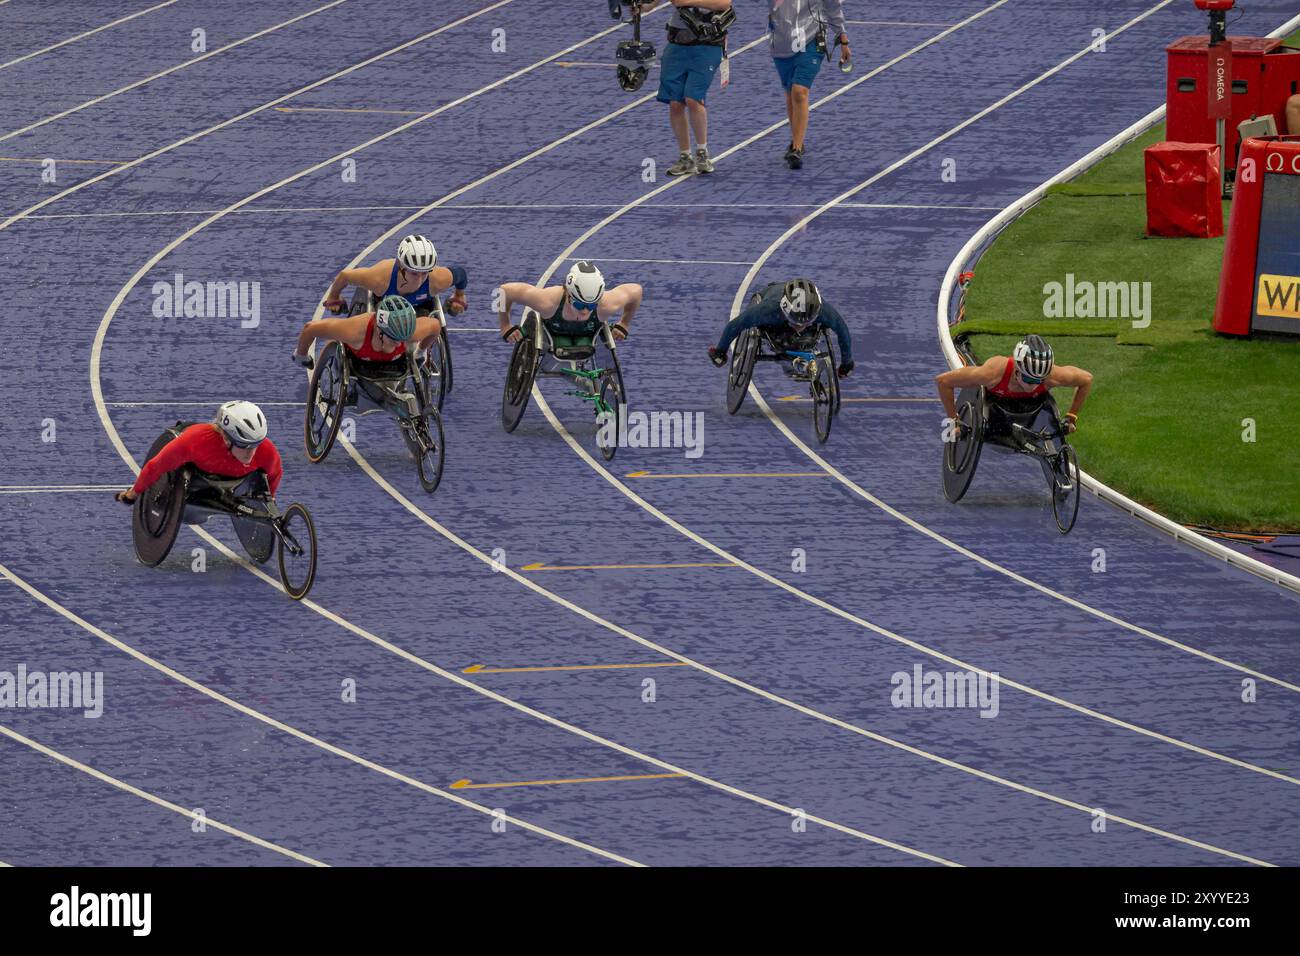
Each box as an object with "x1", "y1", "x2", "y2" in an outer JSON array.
[{"x1": 837, "y1": 360, "x2": 854, "y2": 379}]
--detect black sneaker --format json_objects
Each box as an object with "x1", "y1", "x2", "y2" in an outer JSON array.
[{"x1": 786, "y1": 146, "x2": 804, "y2": 170}]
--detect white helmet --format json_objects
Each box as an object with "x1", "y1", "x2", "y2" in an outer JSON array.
[
  {"x1": 565, "y1": 260, "x2": 605, "y2": 308},
  {"x1": 216, "y1": 401, "x2": 267, "y2": 448},
  {"x1": 1012, "y1": 334, "x2": 1054, "y2": 382},
  {"x1": 396, "y1": 234, "x2": 437, "y2": 273}
]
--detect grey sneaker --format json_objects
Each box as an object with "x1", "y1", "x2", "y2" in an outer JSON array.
[
  {"x1": 666, "y1": 151, "x2": 695, "y2": 176},
  {"x1": 694, "y1": 146, "x2": 714, "y2": 174}
]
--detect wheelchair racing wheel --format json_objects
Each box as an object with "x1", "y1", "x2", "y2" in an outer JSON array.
[
  {"x1": 276, "y1": 502, "x2": 317, "y2": 600},
  {"x1": 410, "y1": 406, "x2": 446, "y2": 493},
  {"x1": 419, "y1": 333, "x2": 450, "y2": 412},
  {"x1": 727, "y1": 327, "x2": 760, "y2": 414},
  {"x1": 131, "y1": 432, "x2": 187, "y2": 567},
  {"x1": 502, "y1": 313, "x2": 539, "y2": 432},
  {"x1": 942, "y1": 393, "x2": 984, "y2": 503},
  {"x1": 596, "y1": 366, "x2": 625, "y2": 462},
  {"x1": 824, "y1": 328, "x2": 842, "y2": 417},
  {"x1": 1051, "y1": 444, "x2": 1081, "y2": 534},
  {"x1": 305, "y1": 341, "x2": 347, "y2": 462},
  {"x1": 812, "y1": 355, "x2": 835, "y2": 444}
]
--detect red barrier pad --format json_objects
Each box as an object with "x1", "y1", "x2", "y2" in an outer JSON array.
[{"x1": 1144, "y1": 141, "x2": 1223, "y2": 238}]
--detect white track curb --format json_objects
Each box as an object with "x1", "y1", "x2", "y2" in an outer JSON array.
[{"x1": 936, "y1": 12, "x2": 1300, "y2": 595}]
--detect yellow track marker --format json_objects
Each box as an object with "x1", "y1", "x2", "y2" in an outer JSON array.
[
  {"x1": 450, "y1": 773, "x2": 686, "y2": 790},
  {"x1": 464, "y1": 662, "x2": 689, "y2": 674},
  {"x1": 273, "y1": 106, "x2": 426, "y2": 115},
  {"x1": 0, "y1": 156, "x2": 125, "y2": 165},
  {"x1": 520, "y1": 560, "x2": 737, "y2": 571},
  {"x1": 624, "y1": 470, "x2": 829, "y2": 479}
]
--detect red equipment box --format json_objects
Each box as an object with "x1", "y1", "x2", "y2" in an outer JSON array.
[
  {"x1": 1166, "y1": 36, "x2": 1300, "y2": 172},
  {"x1": 1145, "y1": 141, "x2": 1223, "y2": 237},
  {"x1": 1214, "y1": 135, "x2": 1300, "y2": 336}
]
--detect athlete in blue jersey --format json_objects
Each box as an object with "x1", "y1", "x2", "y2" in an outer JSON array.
[{"x1": 323, "y1": 234, "x2": 468, "y2": 319}]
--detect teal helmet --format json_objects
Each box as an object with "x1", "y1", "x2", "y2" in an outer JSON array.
[{"x1": 376, "y1": 295, "x2": 417, "y2": 341}]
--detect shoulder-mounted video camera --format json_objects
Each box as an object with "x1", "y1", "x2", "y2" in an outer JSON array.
[{"x1": 609, "y1": 1, "x2": 656, "y2": 92}]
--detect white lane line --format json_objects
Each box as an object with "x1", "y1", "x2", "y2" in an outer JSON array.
[
  {"x1": 588, "y1": 257, "x2": 752, "y2": 265},
  {"x1": 932, "y1": 18, "x2": 1300, "y2": 597},
  {"x1": 847, "y1": 20, "x2": 954, "y2": 27},
  {"x1": 25, "y1": 201, "x2": 1003, "y2": 220},
  {"x1": 0, "y1": 0, "x2": 524, "y2": 231},
  {"x1": 0, "y1": 0, "x2": 178, "y2": 71},
  {"x1": 730, "y1": 3, "x2": 1300, "y2": 686},
  {"x1": 0, "y1": 1, "x2": 350, "y2": 142},
  {"x1": 0, "y1": 561, "x2": 641, "y2": 867},
  {"x1": 106, "y1": 400, "x2": 305, "y2": 407},
  {"x1": 528, "y1": 1, "x2": 1300, "y2": 778},
  {"x1": 83, "y1": 34, "x2": 949, "y2": 861},
  {"x1": 3, "y1": 548, "x2": 945, "y2": 864},
  {"x1": 337, "y1": 434, "x2": 1272, "y2": 865},
  {"x1": 83, "y1": 0, "x2": 1271, "y2": 864},
  {"x1": 0, "y1": 723, "x2": 325, "y2": 866}
]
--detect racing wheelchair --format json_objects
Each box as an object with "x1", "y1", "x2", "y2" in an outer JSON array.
[
  {"x1": 943, "y1": 386, "x2": 1081, "y2": 534},
  {"x1": 501, "y1": 308, "x2": 626, "y2": 461},
  {"x1": 304, "y1": 338, "x2": 446, "y2": 493},
  {"x1": 725, "y1": 293, "x2": 841, "y2": 443},
  {"x1": 131, "y1": 424, "x2": 318, "y2": 599},
  {"x1": 346, "y1": 285, "x2": 454, "y2": 412}
]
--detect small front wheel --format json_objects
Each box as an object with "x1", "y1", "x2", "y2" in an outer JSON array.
[{"x1": 277, "y1": 503, "x2": 317, "y2": 600}]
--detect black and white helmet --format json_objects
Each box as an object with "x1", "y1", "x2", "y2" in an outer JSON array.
[
  {"x1": 396, "y1": 234, "x2": 437, "y2": 273},
  {"x1": 1013, "y1": 334, "x2": 1054, "y2": 382},
  {"x1": 216, "y1": 400, "x2": 267, "y2": 448},
  {"x1": 565, "y1": 260, "x2": 605, "y2": 307},
  {"x1": 780, "y1": 278, "x2": 822, "y2": 331}
]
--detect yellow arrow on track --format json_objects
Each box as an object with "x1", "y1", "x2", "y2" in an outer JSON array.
[
  {"x1": 464, "y1": 662, "x2": 688, "y2": 674},
  {"x1": 450, "y1": 773, "x2": 686, "y2": 790}
]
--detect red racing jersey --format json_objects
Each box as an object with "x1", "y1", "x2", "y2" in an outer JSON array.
[
  {"x1": 131, "y1": 423, "x2": 283, "y2": 496},
  {"x1": 346, "y1": 313, "x2": 406, "y2": 362},
  {"x1": 987, "y1": 356, "x2": 1049, "y2": 400}
]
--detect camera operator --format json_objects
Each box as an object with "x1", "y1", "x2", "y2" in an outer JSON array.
[{"x1": 645, "y1": 1, "x2": 736, "y2": 177}]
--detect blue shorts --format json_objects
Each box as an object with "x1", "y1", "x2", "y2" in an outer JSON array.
[
  {"x1": 773, "y1": 48, "x2": 823, "y2": 91},
  {"x1": 657, "y1": 42, "x2": 724, "y2": 105}
]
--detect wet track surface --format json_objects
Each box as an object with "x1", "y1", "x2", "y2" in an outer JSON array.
[{"x1": 1, "y1": 0, "x2": 1298, "y2": 866}]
